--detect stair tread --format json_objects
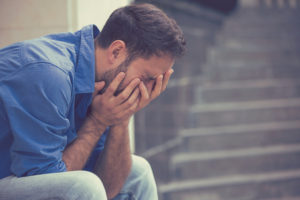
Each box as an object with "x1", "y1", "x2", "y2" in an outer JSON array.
[
  {"x1": 200, "y1": 79, "x2": 300, "y2": 90},
  {"x1": 159, "y1": 169, "x2": 300, "y2": 193},
  {"x1": 172, "y1": 143, "x2": 300, "y2": 163},
  {"x1": 180, "y1": 120, "x2": 300, "y2": 137},
  {"x1": 190, "y1": 98, "x2": 300, "y2": 113}
]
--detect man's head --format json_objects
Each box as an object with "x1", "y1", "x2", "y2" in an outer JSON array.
[{"x1": 94, "y1": 3, "x2": 186, "y2": 94}]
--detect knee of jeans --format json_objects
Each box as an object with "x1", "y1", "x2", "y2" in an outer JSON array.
[
  {"x1": 131, "y1": 155, "x2": 154, "y2": 181},
  {"x1": 64, "y1": 171, "x2": 107, "y2": 200}
]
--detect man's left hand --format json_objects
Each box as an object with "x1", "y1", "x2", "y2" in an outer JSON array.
[{"x1": 136, "y1": 68, "x2": 174, "y2": 112}]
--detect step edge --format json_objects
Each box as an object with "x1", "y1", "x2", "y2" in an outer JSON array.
[
  {"x1": 189, "y1": 98, "x2": 300, "y2": 113},
  {"x1": 179, "y1": 120, "x2": 300, "y2": 137},
  {"x1": 172, "y1": 143, "x2": 300, "y2": 164},
  {"x1": 159, "y1": 169, "x2": 300, "y2": 194}
]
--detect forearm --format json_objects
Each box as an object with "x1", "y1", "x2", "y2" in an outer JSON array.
[
  {"x1": 62, "y1": 116, "x2": 106, "y2": 171},
  {"x1": 94, "y1": 121, "x2": 132, "y2": 199}
]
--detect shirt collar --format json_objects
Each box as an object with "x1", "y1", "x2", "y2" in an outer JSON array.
[{"x1": 75, "y1": 24, "x2": 100, "y2": 94}]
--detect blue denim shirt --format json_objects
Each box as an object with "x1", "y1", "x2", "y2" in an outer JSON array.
[{"x1": 0, "y1": 25, "x2": 108, "y2": 179}]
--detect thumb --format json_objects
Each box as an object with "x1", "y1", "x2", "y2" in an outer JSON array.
[{"x1": 93, "y1": 81, "x2": 105, "y2": 98}]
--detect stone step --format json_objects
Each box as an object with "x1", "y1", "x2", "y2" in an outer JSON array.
[
  {"x1": 227, "y1": 15, "x2": 300, "y2": 24},
  {"x1": 233, "y1": 9, "x2": 300, "y2": 18},
  {"x1": 222, "y1": 17, "x2": 300, "y2": 28},
  {"x1": 218, "y1": 29, "x2": 300, "y2": 40},
  {"x1": 207, "y1": 50, "x2": 300, "y2": 65},
  {"x1": 171, "y1": 144, "x2": 300, "y2": 180},
  {"x1": 186, "y1": 98, "x2": 300, "y2": 128},
  {"x1": 160, "y1": 78, "x2": 300, "y2": 105},
  {"x1": 207, "y1": 49, "x2": 300, "y2": 66},
  {"x1": 179, "y1": 120, "x2": 300, "y2": 152},
  {"x1": 205, "y1": 63, "x2": 300, "y2": 82},
  {"x1": 212, "y1": 44, "x2": 300, "y2": 55},
  {"x1": 196, "y1": 79, "x2": 300, "y2": 103},
  {"x1": 228, "y1": 9, "x2": 300, "y2": 19},
  {"x1": 217, "y1": 35, "x2": 300, "y2": 46},
  {"x1": 207, "y1": 58, "x2": 300, "y2": 69},
  {"x1": 160, "y1": 170, "x2": 300, "y2": 200},
  {"x1": 216, "y1": 37, "x2": 300, "y2": 52},
  {"x1": 224, "y1": 19, "x2": 300, "y2": 28},
  {"x1": 222, "y1": 24, "x2": 300, "y2": 34}
]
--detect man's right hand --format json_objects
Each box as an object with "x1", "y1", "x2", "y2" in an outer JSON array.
[{"x1": 88, "y1": 72, "x2": 141, "y2": 129}]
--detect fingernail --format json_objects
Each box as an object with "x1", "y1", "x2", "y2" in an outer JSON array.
[{"x1": 170, "y1": 69, "x2": 174, "y2": 74}]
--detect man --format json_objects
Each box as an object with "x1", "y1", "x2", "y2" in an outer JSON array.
[{"x1": 0, "y1": 3, "x2": 185, "y2": 200}]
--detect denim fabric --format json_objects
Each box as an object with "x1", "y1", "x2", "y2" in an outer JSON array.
[{"x1": 0, "y1": 155, "x2": 158, "y2": 200}]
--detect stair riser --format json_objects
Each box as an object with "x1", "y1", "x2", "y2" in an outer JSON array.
[
  {"x1": 186, "y1": 106, "x2": 300, "y2": 128},
  {"x1": 211, "y1": 45, "x2": 300, "y2": 54},
  {"x1": 217, "y1": 42, "x2": 300, "y2": 52},
  {"x1": 225, "y1": 20, "x2": 300, "y2": 28},
  {"x1": 162, "y1": 178, "x2": 300, "y2": 200},
  {"x1": 218, "y1": 31, "x2": 300, "y2": 40},
  {"x1": 181, "y1": 129, "x2": 300, "y2": 152},
  {"x1": 223, "y1": 24, "x2": 300, "y2": 32},
  {"x1": 232, "y1": 11, "x2": 300, "y2": 19},
  {"x1": 206, "y1": 65, "x2": 300, "y2": 82},
  {"x1": 172, "y1": 152, "x2": 300, "y2": 180},
  {"x1": 208, "y1": 54, "x2": 300, "y2": 65},
  {"x1": 143, "y1": 106, "x2": 300, "y2": 129},
  {"x1": 196, "y1": 85, "x2": 300, "y2": 103},
  {"x1": 145, "y1": 82, "x2": 300, "y2": 105},
  {"x1": 209, "y1": 52, "x2": 300, "y2": 63}
]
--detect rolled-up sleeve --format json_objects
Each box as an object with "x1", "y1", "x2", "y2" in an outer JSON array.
[{"x1": 1, "y1": 63, "x2": 72, "y2": 177}]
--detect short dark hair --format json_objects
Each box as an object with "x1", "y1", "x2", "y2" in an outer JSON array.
[{"x1": 96, "y1": 3, "x2": 186, "y2": 60}]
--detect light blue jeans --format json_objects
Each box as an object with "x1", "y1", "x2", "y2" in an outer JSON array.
[{"x1": 0, "y1": 155, "x2": 158, "y2": 200}]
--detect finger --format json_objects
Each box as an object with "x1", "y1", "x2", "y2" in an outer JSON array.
[
  {"x1": 105, "y1": 72, "x2": 126, "y2": 96},
  {"x1": 92, "y1": 81, "x2": 105, "y2": 98},
  {"x1": 136, "y1": 82, "x2": 150, "y2": 111},
  {"x1": 123, "y1": 97, "x2": 140, "y2": 117},
  {"x1": 119, "y1": 86, "x2": 140, "y2": 110},
  {"x1": 139, "y1": 81, "x2": 149, "y2": 101},
  {"x1": 146, "y1": 81, "x2": 154, "y2": 94},
  {"x1": 150, "y1": 75, "x2": 163, "y2": 99},
  {"x1": 116, "y1": 93, "x2": 140, "y2": 120},
  {"x1": 162, "y1": 69, "x2": 174, "y2": 91},
  {"x1": 115, "y1": 78, "x2": 140, "y2": 104}
]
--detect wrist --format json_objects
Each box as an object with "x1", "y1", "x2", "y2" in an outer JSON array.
[
  {"x1": 111, "y1": 119, "x2": 130, "y2": 128},
  {"x1": 84, "y1": 114, "x2": 107, "y2": 137},
  {"x1": 87, "y1": 112, "x2": 107, "y2": 128}
]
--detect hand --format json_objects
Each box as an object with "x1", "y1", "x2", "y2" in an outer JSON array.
[
  {"x1": 136, "y1": 68, "x2": 174, "y2": 111},
  {"x1": 88, "y1": 72, "x2": 141, "y2": 127}
]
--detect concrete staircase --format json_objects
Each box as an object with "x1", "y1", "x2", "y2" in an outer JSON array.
[{"x1": 159, "y1": 1, "x2": 300, "y2": 200}]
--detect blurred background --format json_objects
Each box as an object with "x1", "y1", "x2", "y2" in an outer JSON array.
[{"x1": 1, "y1": 0, "x2": 300, "y2": 199}]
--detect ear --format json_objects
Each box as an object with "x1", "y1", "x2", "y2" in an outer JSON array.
[{"x1": 107, "y1": 40, "x2": 127, "y2": 64}]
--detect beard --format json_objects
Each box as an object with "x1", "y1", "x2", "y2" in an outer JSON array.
[{"x1": 98, "y1": 58, "x2": 130, "y2": 96}]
